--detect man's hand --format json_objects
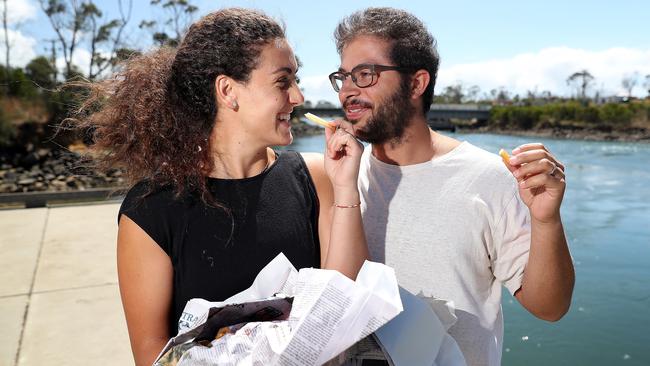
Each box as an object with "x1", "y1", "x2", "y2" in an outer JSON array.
[{"x1": 504, "y1": 143, "x2": 566, "y2": 223}]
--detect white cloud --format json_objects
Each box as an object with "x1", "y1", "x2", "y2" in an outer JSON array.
[
  {"x1": 56, "y1": 48, "x2": 92, "y2": 77},
  {"x1": 299, "y1": 47, "x2": 650, "y2": 106},
  {"x1": 437, "y1": 47, "x2": 650, "y2": 99},
  {"x1": 0, "y1": 29, "x2": 37, "y2": 67},
  {"x1": 2, "y1": 0, "x2": 38, "y2": 24},
  {"x1": 0, "y1": 0, "x2": 38, "y2": 67}
]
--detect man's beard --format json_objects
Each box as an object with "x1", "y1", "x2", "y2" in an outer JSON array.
[{"x1": 346, "y1": 78, "x2": 416, "y2": 145}]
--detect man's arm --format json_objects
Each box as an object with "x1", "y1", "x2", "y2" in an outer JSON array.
[
  {"x1": 515, "y1": 217, "x2": 574, "y2": 321},
  {"x1": 506, "y1": 143, "x2": 575, "y2": 321}
]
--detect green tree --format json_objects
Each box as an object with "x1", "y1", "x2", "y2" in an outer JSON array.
[
  {"x1": 139, "y1": 0, "x2": 198, "y2": 47},
  {"x1": 490, "y1": 87, "x2": 511, "y2": 105},
  {"x1": 39, "y1": 0, "x2": 133, "y2": 79},
  {"x1": 25, "y1": 56, "x2": 57, "y2": 90},
  {"x1": 566, "y1": 70, "x2": 594, "y2": 102},
  {"x1": 465, "y1": 85, "x2": 481, "y2": 102},
  {"x1": 87, "y1": 0, "x2": 132, "y2": 79},
  {"x1": 39, "y1": 0, "x2": 88, "y2": 78},
  {"x1": 621, "y1": 72, "x2": 639, "y2": 99},
  {"x1": 2, "y1": 67, "x2": 37, "y2": 97},
  {"x1": 437, "y1": 83, "x2": 464, "y2": 104}
]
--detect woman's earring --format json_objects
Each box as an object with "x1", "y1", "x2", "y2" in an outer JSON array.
[{"x1": 231, "y1": 100, "x2": 238, "y2": 109}]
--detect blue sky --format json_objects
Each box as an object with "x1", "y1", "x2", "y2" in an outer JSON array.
[{"x1": 5, "y1": 0, "x2": 650, "y2": 104}]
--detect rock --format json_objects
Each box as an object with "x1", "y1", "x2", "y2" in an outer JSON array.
[
  {"x1": 44, "y1": 173, "x2": 56, "y2": 181},
  {"x1": 53, "y1": 164, "x2": 66, "y2": 175},
  {"x1": 51, "y1": 180, "x2": 66, "y2": 189},
  {"x1": 3, "y1": 171, "x2": 17, "y2": 183},
  {"x1": 19, "y1": 152, "x2": 40, "y2": 167},
  {"x1": 0, "y1": 183, "x2": 18, "y2": 193},
  {"x1": 18, "y1": 178, "x2": 36, "y2": 185},
  {"x1": 36, "y1": 148, "x2": 51, "y2": 159}
]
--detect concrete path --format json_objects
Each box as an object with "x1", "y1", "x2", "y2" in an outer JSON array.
[{"x1": 0, "y1": 202, "x2": 133, "y2": 366}]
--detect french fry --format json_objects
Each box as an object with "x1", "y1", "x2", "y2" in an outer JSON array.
[
  {"x1": 304, "y1": 113, "x2": 336, "y2": 129},
  {"x1": 499, "y1": 149, "x2": 511, "y2": 164}
]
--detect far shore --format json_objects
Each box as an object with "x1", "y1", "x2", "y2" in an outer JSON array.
[
  {"x1": 292, "y1": 125, "x2": 650, "y2": 143},
  {"x1": 455, "y1": 127, "x2": 650, "y2": 143}
]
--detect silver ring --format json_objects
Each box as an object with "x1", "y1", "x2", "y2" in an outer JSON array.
[{"x1": 549, "y1": 164, "x2": 558, "y2": 177}]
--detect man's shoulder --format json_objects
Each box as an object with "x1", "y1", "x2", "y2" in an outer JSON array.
[{"x1": 449, "y1": 142, "x2": 517, "y2": 191}]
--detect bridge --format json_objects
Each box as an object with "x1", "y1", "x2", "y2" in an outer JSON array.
[{"x1": 297, "y1": 104, "x2": 492, "y2": 132}]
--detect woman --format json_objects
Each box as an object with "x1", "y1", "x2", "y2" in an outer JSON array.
[{"x1": 75, "y1": 8, "x2": 367, "y2": 366}]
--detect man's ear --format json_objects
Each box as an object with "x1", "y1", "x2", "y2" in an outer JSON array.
[
  {"x1": 215, "y1": 75, "x2": 238, "y2": 110},
  {"x1": 410, "y1": 69, "x2": 430, "y2": 99}
]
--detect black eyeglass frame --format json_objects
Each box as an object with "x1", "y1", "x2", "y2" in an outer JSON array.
[{"x1": 328, "y1": 63, "x2": 415, "y2": 92}]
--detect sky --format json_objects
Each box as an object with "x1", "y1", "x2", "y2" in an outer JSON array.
[{"x1": 3, "y1": 0, "x2": 650, "y2": 105}]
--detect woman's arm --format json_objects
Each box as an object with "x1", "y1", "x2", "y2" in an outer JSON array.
[
  {"x1": 302, "y1": 127, "x2": 368, "y2": 279},
  {"x1": 117, "y1": 215, "x2": 174, "y2": 366}
]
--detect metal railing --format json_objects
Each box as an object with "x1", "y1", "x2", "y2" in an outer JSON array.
[{"x1": 0, "y1": 188, "x2": 125, "y2": 209}]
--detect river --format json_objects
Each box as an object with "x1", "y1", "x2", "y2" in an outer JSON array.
[{"x1": 282, "y1": 132, "x2": 650, "y2": 366}]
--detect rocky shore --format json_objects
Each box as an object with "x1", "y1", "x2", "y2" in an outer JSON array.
[
  {"x1": 0, "y1": 117, "x2": 324, "y2": 194},
  {"x1": 0, "y1": 148, "x2": 125, "y2": 194}
]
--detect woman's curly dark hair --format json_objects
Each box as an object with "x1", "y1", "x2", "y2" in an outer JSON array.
[{"x1": 73, "y1": 8, "x2": 285, "y2": 201}]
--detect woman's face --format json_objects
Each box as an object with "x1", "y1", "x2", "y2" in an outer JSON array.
[{"x1": 234, "y1": 38, "x2": 304, "y2": 147}]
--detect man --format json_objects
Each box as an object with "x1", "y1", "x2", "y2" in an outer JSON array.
[{"x1": 328, "y1": 8, "x2": 575, "y2": 366}]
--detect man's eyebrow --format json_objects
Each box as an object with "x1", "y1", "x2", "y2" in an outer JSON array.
[
  {"x1": 337, "y1": 63, "x2": 369, "y2": 72},
  {"x1": 272, "y1": 66, "x2": 298, "y2": 74}
]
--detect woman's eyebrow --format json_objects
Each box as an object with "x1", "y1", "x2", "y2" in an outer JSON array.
[{"x1": 271, "y1": 66, "x2": 297, "y2": 74}]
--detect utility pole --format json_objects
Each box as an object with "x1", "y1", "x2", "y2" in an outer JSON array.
[{"x1": 43, "y1": 38, "x2": 59, "y2": 83}]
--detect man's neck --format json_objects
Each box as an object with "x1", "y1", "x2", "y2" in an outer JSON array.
[
  {"x1": 370, "y1": 115, "x2": 462, "y2": 166},
  {"x1": 370, "y1": 115, "x2": 434, "y2": 166}
]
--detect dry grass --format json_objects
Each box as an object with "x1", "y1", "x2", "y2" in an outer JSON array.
[{"x1": 0, "y1": 97, "x2": 49, "y2": 125}]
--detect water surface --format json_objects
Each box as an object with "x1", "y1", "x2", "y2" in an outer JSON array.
[{"x1": 285, "y1": 132, "x2": 650, "y2": 366}]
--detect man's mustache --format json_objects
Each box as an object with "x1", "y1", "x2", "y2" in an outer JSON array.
[
  {"x1": 342, "y1": 98, "x2": 373, "y2": 110},
  {"x1": 342, "y1": 99, "x2": 373, "y2": 125}
]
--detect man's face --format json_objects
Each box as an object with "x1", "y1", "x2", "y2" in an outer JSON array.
[{"x1": 337, "y1": 35, "x2": 415, "y2": 144}]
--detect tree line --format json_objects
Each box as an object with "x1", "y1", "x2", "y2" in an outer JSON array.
[
  {"x1": 0, "y1": 0, "x2": 199, "y2": 149},
  {"x1": 434, "y1": 71, "x2": 650, "y2": 105},
  {"x1": 1, "y1": 0, "x2": 649, "y2": 149}
]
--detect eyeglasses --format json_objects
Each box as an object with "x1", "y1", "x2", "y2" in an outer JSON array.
[{"x1": 328, "y1": 64, "x2": 414, "y2": 92}]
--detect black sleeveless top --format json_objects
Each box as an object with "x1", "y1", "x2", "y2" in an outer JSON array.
[{"x1": 118, "y1": 151, "x2": 320, "y2": 336}]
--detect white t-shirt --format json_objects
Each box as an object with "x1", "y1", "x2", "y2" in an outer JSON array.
[{"x1": 358, "y1": 141, "x2": 531, "y2": 366}]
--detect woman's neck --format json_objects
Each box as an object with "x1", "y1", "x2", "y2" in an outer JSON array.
[{"x1": 208, "y1": 124, "x2": 274, "y2": 179}]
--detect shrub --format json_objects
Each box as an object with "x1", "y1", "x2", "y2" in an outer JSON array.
[
  {"x1": 0, "y1": 108, "x2": 16, "y2": 148},
  {"x1": 599, "y1": 104, "x2": 633, "y2": 126}
]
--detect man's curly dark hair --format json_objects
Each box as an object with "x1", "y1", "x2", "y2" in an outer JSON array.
[{"x1": 334, "y1": 7, "x2": 440, "y2": 113}]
